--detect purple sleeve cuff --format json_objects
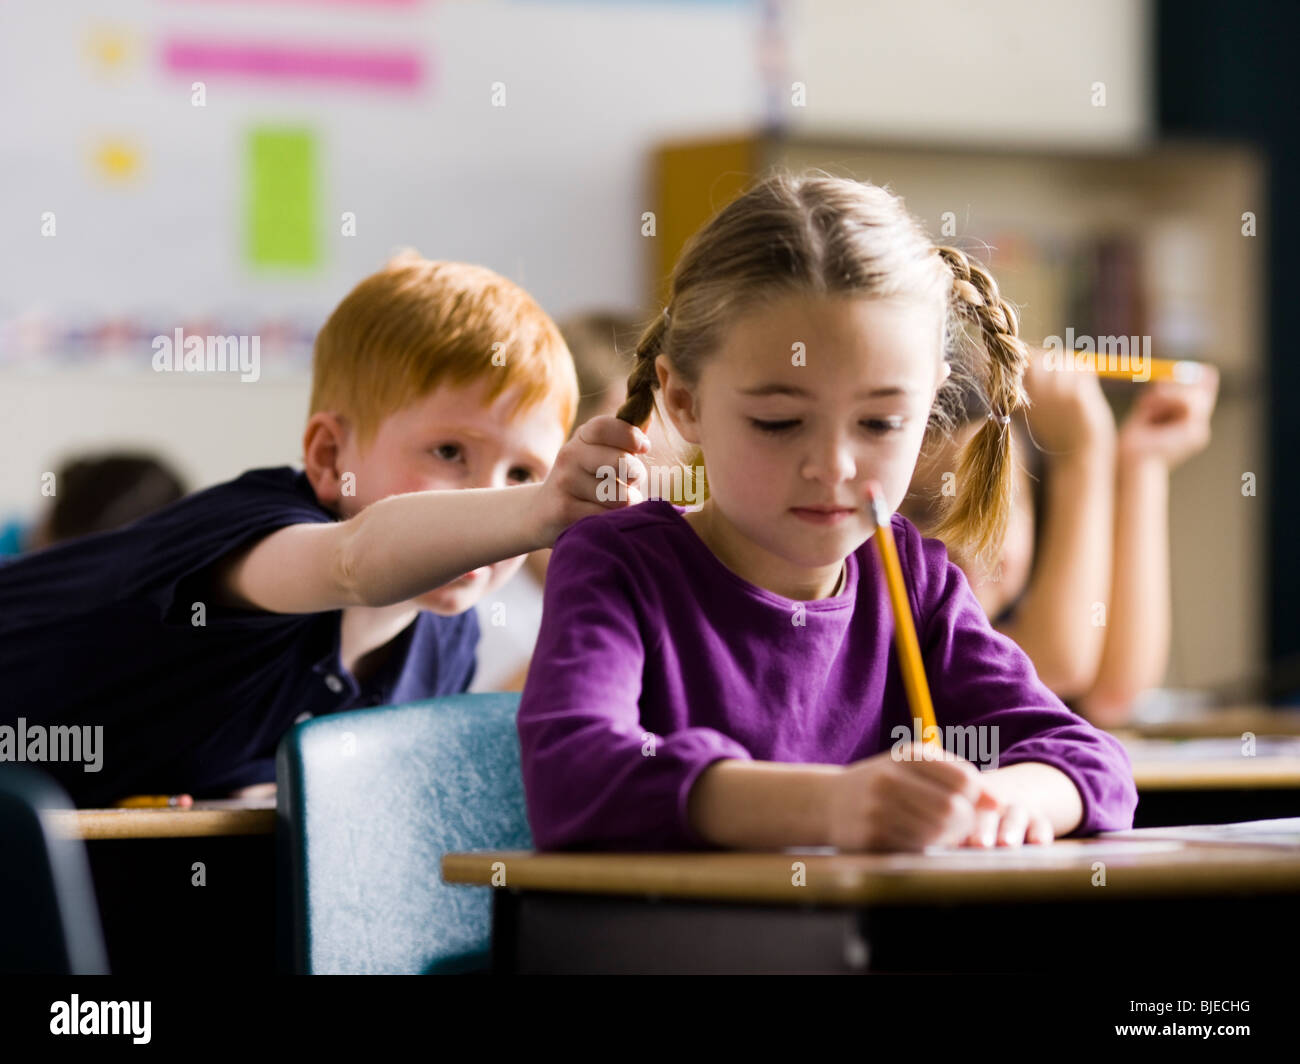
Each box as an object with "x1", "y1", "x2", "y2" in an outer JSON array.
[
  {"x1": 674, "y1": 740, "x2": 754, "y2": 848},
  {"x1": 996, "y1": 729, "x2": 1138, "y2": 835}
]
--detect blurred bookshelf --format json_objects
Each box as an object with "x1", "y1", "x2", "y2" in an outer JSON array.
[{"x1": 650, "y1": 133, "x2": 1267, "y2": 694}]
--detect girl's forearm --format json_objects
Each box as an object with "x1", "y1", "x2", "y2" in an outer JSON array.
[
  {"x1": 687, "y1": 760, "x2": 842, "y2": 848},
  {"x1": 340, "y1": 482, "x2": 547, "y2": 606},
  {"x1": 1002, "y1": 443, "x2": 1115, "y2": 697},
  {"x1": 690, "y1": 760, "x2": 1086, "y2": 847},
  {"x1": 1078, "y1": 459, "x2": 1171, "y2": 725}
]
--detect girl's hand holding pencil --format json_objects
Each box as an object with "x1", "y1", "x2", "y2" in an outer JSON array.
[
  {"x1": 823, "y1": 744, "x2": 1057, "y2": 852},
  {"x1": 861, "y1": 481, "x2": 1055, "y2": 851},
  {"x1": 825, "y1": 744, "x2": 999, "y2": 851}
]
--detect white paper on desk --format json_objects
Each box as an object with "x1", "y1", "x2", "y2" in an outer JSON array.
[
  {"x1": 920, "y1": 841, "x2": 1187, "y2": 859},
  {"x1": 1102, "y1": 817, "x2": 1300, "y2": 849},
  {"x1": 1123, "y1": 737, "x2": 1300, "y2": 759},
  {"x1": 780, "y1": 842, "x2": 1187, "y2": 858}
]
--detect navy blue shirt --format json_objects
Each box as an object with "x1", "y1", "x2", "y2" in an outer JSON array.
[{"x1": 0, "y1": 467, "x2": 479, "y2": 805}]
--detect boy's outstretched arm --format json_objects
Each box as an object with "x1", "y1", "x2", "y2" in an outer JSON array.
[{"x1": 215, "y1": 416, "x2": 650, "y2": 614}]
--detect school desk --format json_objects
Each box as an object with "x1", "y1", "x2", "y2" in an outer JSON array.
[
  {"x1": 46, "y1": 798, "x2": 276, "y2": 840},
  {"x1": 44, "y1": 798, "x2": 276, "y2": 975},
  {"x1": 441, "y1": 827, "x2": 1300, "y2": 973},
  {"x1": 1121, "y1": 704, "x2": 1300, "y2": 739},
  {"x1": 1119, "y1": 735, "x2": 1300, "y2": 827}
]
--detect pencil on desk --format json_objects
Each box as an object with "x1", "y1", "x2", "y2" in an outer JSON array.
[
  {"x1": 866, "y1": 481, "x2": 940, "y2": 747},
  {"x1": 112, "y1": 794, "x2": 194, "y2": 809}
]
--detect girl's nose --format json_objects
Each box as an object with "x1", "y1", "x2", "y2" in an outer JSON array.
[{"x1": 802, "y1": 436, "x2": 857, "y2": 482}]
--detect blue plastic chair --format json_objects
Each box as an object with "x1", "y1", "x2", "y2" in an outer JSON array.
[
  {"x1": 276, "y1": 692, "x2": 531, "y2": 974},
  {"x1": 0, "y1": 765, "x2": 109, "y2": 974}
]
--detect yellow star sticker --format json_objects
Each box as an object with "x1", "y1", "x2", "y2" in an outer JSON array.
[
  {"x1": 93, "y1": 140, "x2": 141, "y2": 181},
  {"x1": 86, "y1": 26, "x2": 132, "y2": 72}
]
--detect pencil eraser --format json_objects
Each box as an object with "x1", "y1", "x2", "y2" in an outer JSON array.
[{"x1": 865, "y1": 481, "x2": 889, "y2": 527}]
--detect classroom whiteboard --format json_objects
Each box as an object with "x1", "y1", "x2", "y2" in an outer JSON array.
[
  {"x1": 0, "y1": 0, "x2": 762, "y2": 505},
  {"x1": 0, "y1": 0, "x2": 761, "y2": 372}
]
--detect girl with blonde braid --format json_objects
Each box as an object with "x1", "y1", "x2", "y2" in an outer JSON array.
[{"x1": 517, "y1": 171, "x2": 1137, "y2": 852}]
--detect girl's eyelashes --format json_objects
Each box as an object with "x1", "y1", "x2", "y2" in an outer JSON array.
[
  {"x1": 866, "y1": 417, "x2": 906, "y2": 433},
  {"x1": 748, "y1": 417, "x2": 906, "y2": 435},
  {"x1": 749, "y1": 419, "x2": 799, "y2": 434}
]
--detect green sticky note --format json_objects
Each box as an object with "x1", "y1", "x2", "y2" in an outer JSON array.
[{"x1": 247, "y1": 128, "x2": 319, "y2": 267}]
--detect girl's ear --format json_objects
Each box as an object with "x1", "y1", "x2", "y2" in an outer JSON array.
[
  {"x1": 932, "y1": 360, "x2": 952, "y2": 398},
  {"x1": 654, "y1": 355, "x2": 702, "y2": 445}
]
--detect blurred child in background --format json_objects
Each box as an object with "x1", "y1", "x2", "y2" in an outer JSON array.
[
  {"x1": 0, "y1": 451, "x2": 187, "y2": 556},
  {"x1": 901, "y1": 348, "x2": 1220, "y2": 727}
]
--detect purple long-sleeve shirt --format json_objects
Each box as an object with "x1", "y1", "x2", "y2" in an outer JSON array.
[{"x1": 517, "y1": 500, "x2": 1137, "y2": 850}]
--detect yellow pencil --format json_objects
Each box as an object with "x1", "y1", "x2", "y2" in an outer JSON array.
[
  {"x1": 113, "y1": 794, "x2": 194, "y2": 809},
  {"x1": 1085, "y1": 356, "x2": 1206, "y2": 383},
  {"x1": 866, "y1": 481, "x2": 940, "y2": 747}
]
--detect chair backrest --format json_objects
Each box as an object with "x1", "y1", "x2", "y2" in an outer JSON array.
[
  {"x1": 0, "y1": 765, "x2": 109, "y2": 974},
  {"x1": 276, "y1": 692, "x2": 531, "y2": 974}
]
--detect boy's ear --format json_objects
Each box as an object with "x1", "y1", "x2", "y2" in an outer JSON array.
[
  {"x1": 302, "y1": 412, "x2": 351, "y2": 505},
  {"x1": 654, "y1": 355, "x2": 701, "y2": 446}
]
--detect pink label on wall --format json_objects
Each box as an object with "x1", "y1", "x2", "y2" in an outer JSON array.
[{"x1": 162, "y1": 39, "x2": 425, "y2": 90}]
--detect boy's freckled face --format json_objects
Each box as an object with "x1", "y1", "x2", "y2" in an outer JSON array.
[
  {"x1": 336, "y1": 377, "x2": 567, "y2": 614},
  {"x1": 669, "y1": 294, "x2": 947, "y2": 594}
]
